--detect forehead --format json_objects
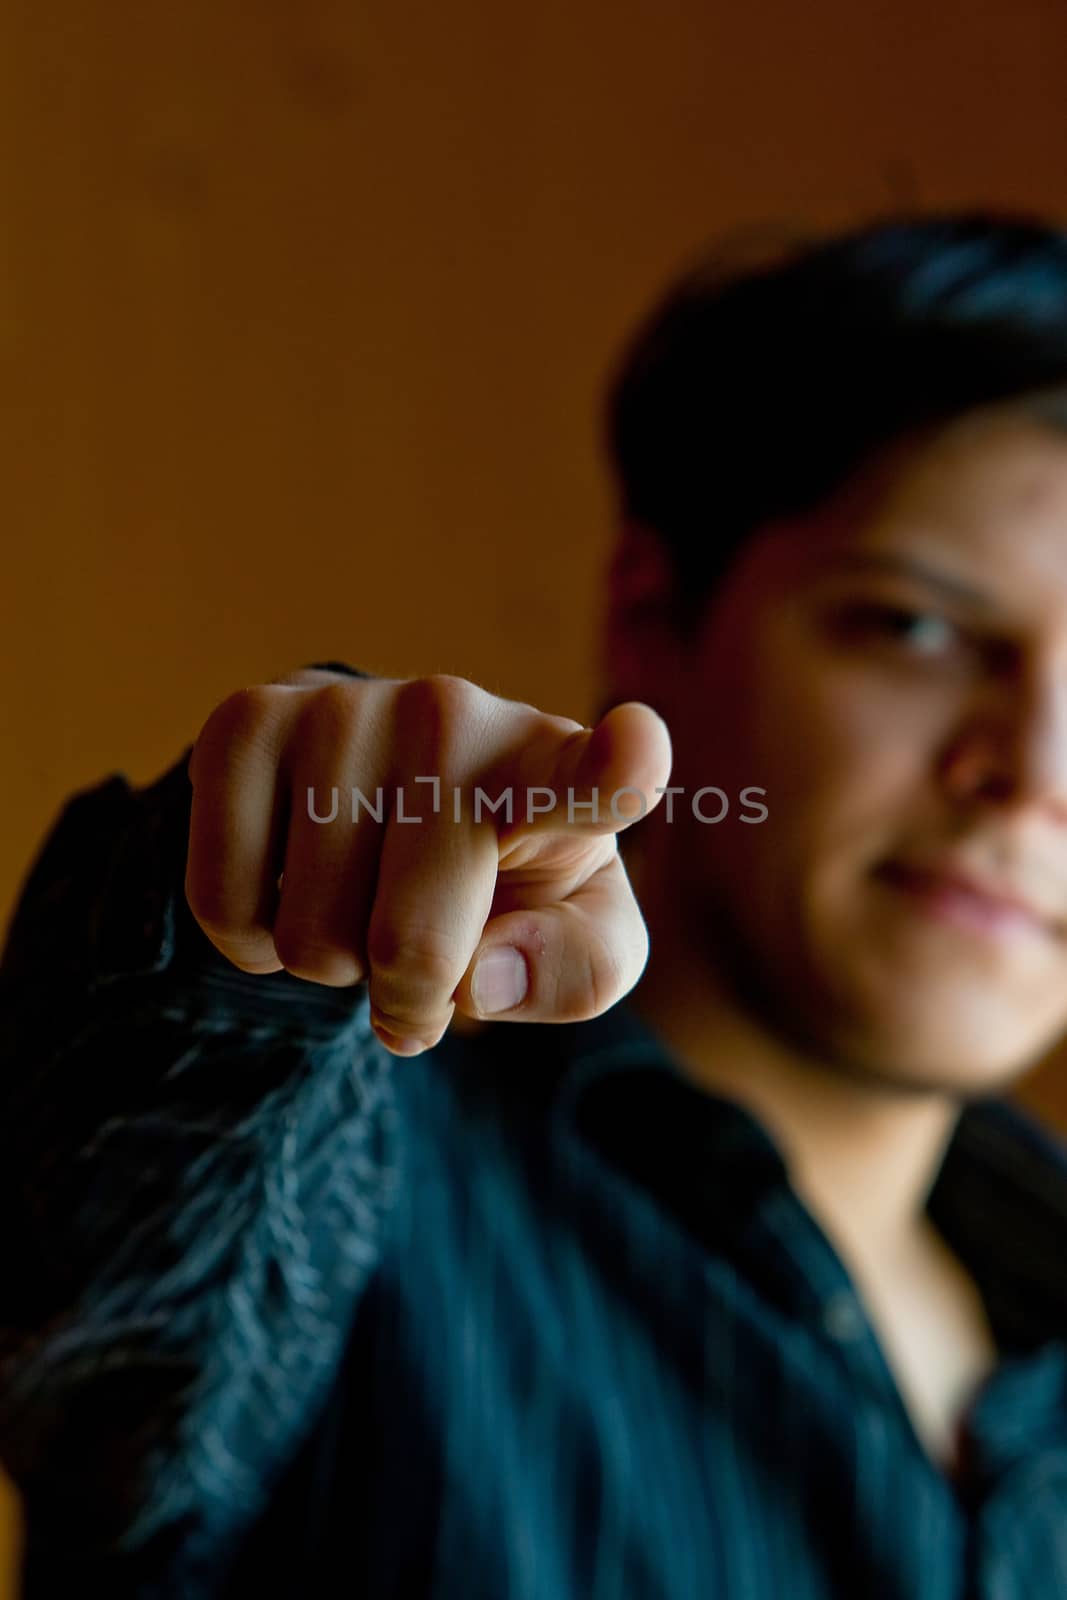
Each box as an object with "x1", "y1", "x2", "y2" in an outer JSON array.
[{"x1": 754, "y1": 412, "x2": 1067, "y2": 616}]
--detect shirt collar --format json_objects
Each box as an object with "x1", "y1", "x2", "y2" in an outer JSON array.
[
  {"x1": 929, "y1": 1096, "x2": 1067, "y2": 1351},
  {"x1": 551, "y1": 1001, "x2": 792, "y2": 1262},
  {"x1": 552, "y1": 1000, "x2": 1067, "y2": 1351}
]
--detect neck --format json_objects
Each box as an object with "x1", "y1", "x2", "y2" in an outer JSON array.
[{"x1": 627, "y1": 850, "x2": 960, "y2": 1268}]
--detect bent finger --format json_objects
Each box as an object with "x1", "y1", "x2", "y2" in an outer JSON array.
[{"x1": 452, "y1": 851, "x2": 650, "y2": 1024}]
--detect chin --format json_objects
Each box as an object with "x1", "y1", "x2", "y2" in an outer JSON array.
[
  {"x1": 837, "y1": 1049, "x2": 1037, "y2": 1102},
  {"x1": 795, "y1": 916, "x2": 1067, "y2": 1095},
  {"x1": 814, "y1": 996, "x2": 1054, "y2": 1100}
]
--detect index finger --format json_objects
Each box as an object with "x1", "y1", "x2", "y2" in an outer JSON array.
[{"x1": 492, "y1": 701, "x2": 673, "y2": 846}]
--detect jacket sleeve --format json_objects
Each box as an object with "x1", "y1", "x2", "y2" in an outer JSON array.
[{"x1": 0, "y1": 664, "x2": 399, "y2": 1596}]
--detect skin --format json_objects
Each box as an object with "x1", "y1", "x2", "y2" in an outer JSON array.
[
  {"x1": 618, "y1": 410, "x2": 1067, "y2": 1090},
  {"x1": 186, "y1": 673, "x2": 672, "y2": 1049},
  {"x1": 614, "y1": 408, "x2": 1067, "y2": 1095},
  {"x1": 186, "y1": 404, "x2": 1067, "y2": 1472},
  {"x1": 607, "y1": 407, "x2": 1067, "y2": 1468}
]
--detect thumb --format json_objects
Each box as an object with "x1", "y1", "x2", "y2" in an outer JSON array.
[{"x1": 452, "y1": 851, "x2": 650, "y2": 1024}]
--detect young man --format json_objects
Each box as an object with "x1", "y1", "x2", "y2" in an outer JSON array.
[{"x1": 5, "y1": 212, "x2": 1067, "y2": 1597}]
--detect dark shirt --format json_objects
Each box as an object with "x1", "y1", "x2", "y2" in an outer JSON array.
[{"x1": 4, "y1": 686, "x2": 1067, "y2": 1597}]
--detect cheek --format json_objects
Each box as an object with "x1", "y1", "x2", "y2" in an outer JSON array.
[
  {"x1": 679, "y1": 669, "x2": 955, "y2": 973},
  {"x1": 715, "y1": 652, "x2": 949, "y2": 855},
  {"x1": 676, "y1": 628, "x2": 964, "y2": 931}
]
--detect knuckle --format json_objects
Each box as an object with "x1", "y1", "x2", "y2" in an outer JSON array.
[
  {"x1": 221, "y1": 948, "x2": 282, "y2": 976},
  {"x1": 366, "y1": 918, "x2": 460, "y2": 996},
  {"x1": 395, "y1": 674, "x2": 482, "y2": 767},
  {"x1": 573, "y1": 910, "x2": 641, "y2": 1019},
  {"x1": 183, "y1": 869, "x2": 232, "y2": 935},
  {"x1": 270, "y1": 918, "x2": 320, "y2": 971},
  {"x1": 299, "y1": 677, "x2": 368, "y2": 747},
  {"x1": 272, "y1": 918, "x2": 360, "y2": 980},
  {"x1": 414, "y1": 672, "x2": 479, "y2": 713},
  {"x1": 202, "y1": 685, "x2": 280, "y2": 747},
  {"x1": 610, "y1": 892, "x2": 651, "y2": 994},
  {"x1": 190, "y1": 686, "x2": 285, "y2": 783},
  {"x1": 183, "y1": 892, "x2": 274, "y2": 965},
  {"x1": 583, "y1": 934, "x2": 627, "y2": 1017}
]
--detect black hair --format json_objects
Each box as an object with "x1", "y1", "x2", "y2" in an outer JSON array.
[{"x1": 604, "y1": 211, "x2": 1067, "y2": 631}]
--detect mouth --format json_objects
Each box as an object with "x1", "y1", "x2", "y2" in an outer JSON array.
[{"x1": 873, "y1": 859, "x2": 1061, "y2": 944}]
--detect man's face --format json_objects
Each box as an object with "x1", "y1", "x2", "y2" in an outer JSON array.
[{"x1": 656, "y1": 409, "x2": 1067, "y2": 1094}]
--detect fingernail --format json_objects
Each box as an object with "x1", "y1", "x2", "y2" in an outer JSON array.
[{"x1": 471, "y1": 946, "x2": 528, "y2": 1015}]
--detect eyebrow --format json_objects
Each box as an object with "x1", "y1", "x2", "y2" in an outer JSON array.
[{"x1": 820, "y1": 549, "x2": 1001, "y2": 615}]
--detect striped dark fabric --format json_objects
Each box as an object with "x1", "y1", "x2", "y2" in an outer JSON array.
[
  {"x1": 229, "y1": 1007, "x2": 1067, "y2": 1600},
  {"x1": 4, "y1": 736, "x2": 1067, "y2": 1597}
]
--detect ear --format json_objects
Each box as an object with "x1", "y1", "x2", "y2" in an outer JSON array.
[{"x1": 598, "y1": 522, "x2": 683, "y2": 716}]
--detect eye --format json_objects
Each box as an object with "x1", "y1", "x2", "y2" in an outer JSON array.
[{"x1": 835, "y1": 603, "x2": 965, "y2": 659}]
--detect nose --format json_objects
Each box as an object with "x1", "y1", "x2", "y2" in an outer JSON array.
[{"x1": 939, "y1": 662, "x2": 1067, "y2": 818}]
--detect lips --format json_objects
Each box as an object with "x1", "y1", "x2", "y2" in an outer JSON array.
[{"x1": 874, "y1": 858, "x2": 1060, "y2": 939}]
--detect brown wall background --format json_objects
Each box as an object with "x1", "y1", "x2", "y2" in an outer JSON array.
[{"x1": 3, "y1": 0, "x2": 1067, "y2": 1583}]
